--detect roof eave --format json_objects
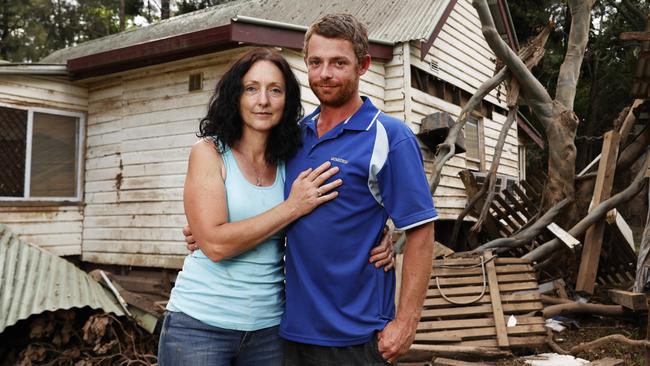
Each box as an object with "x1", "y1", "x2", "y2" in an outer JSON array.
[
  {"x1": 67, "y1": 19, "x2": 394, "y2": 80},
  {"x1": 0, "y1": 64, "x2": 69, "y2": 76}
]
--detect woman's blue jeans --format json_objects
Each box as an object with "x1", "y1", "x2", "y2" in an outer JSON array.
[{"x1": 158, "y1": 311, "x2": 283, "y2": 366}]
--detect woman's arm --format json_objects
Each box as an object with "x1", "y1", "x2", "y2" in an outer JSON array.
[{"x1": 184, "y1": 139, "x2": 340, "y2": 262}]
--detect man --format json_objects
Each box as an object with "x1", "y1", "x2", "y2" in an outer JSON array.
[
  {"x1": 186, "y1": 13, "x2": 436, "y2": 365},
  {"x1": 280, "y1": 14, "x2": 436, "y2": 365}
]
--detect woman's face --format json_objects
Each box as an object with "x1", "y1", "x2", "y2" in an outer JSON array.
[{"x1": 239, "y1": 60, "x2": 286, "y2": 134}]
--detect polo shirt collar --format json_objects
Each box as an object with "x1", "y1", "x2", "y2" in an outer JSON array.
[{"x1": 301, "y1": 97, "x2": 381, "y2": 133}]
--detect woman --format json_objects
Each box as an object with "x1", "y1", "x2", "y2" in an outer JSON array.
[{"x1": 158, "y1": 48, "x2": 393, "y2": 365}]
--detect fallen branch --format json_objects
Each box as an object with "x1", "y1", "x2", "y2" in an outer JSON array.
[
  {"x1": 472, "y1": 106, "x2": 518, "y2": 234},
  {"x1": 543, "y1": 302, "x2": 625, "y2": 319},
  {"x1": 448, "y1": 26, "x2": 552, "y2": 247},
  {"x1": 471, "y1": 198, "x2": 570, "y2": 253},
  {"x1": 428, "y1": 67, "x2": 508, "y2": 196},
  {"x1": 541, "y1": 295, "x2": 574, "y2": 305},
  {"x1": 570, "y1": 334, "x2": 650, "y2": 354},
  {"x1": 546, "y1": 330, "x2": 571, "y2": 355},
  {"x1": 524, "y1": 150, "x2": 650, "y2": 262}
]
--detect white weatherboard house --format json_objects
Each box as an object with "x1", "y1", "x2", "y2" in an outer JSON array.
[{"x1": 0, "y1": 0, "x2": 540, "y2": 269}]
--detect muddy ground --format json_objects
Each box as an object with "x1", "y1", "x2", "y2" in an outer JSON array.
[{"x1": 1, "y1": 309, "x2": 647, "y2": 365}]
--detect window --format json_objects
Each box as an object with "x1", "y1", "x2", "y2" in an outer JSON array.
[
  {"x1": 464, "y1": 115, "x2": 485, "y2": 171},
  {"x1": 0, "y1": 105, "x2": 84, "y2": 201}
]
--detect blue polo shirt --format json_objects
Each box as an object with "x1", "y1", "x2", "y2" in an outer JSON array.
[{"x1": 280, "y1": 97, "x2": 438, "y2": 346}]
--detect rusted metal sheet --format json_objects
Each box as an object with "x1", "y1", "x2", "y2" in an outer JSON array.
[
  {"x1": 0, "y1": 224, "x2": 124, "y2": 334},
  {"x1": 42, "y1": 0, "x2": 453, "y2": 64}
]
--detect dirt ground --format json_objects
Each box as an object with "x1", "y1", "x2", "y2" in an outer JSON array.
[
  {"x1": 3, "y1": 309, "x2": 647, "y2": 365},
  {"x1": 448, "y1": 315, "x2": 648, "y2": 366}
]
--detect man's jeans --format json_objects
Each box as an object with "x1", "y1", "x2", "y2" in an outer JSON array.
[
  {"x1": 283, "y1": 333, "x2": 392, "y2": 366},
  {"x1": 158, "y1": 311, "x2": 282, "y2": 366}
]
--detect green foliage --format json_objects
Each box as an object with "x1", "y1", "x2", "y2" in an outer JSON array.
[
  {"x1": 175, "y1": 0, "x2": 234, "y2": 14},
  {"x1": 0, "y1": 0, "x2": 147, "y2": 62},
  {"x1": 509, "y1": 0, "x2": 648, "y2": 171}
]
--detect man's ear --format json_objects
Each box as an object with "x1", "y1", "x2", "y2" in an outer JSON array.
[{"x1": 358, "y1": 54, "x2": 371, "y2": 75}]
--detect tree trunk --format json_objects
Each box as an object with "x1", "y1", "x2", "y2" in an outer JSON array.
[
  {"x1": 634, "y1": 186, "x2": 650, "y2": 292},
  {"x1": 540, "y1": 104, "x2": 579, "y2": 213},
  {"x1": 119, "y1": 0, "x2": 125, "y2": 31},
  {"x1": 161, "y1": 0, "x2": 171, "y2": 19}
]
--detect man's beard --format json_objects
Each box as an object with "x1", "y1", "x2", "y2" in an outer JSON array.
[{"x1": 310, "y1": 77, "x2": 358, "y2": 107}]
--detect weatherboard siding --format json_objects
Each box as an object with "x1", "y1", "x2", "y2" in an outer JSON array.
[
  {"x1": 402, "y1": 0, "x2": 519, "y2": 219},
  {"x1": 81, "y1": 47, "x2": 386, "y2": 268},
  {"x1": 0, "y1": 75, "x2": 87, "y2": 256}
]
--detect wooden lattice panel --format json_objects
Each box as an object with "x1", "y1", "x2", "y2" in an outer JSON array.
[{"x1": 413, "y1": 253, "x2": 546, "y2": 351}]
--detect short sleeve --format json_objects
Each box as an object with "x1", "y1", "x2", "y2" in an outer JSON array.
[{"x1": 377, "y1": 136, "x2": 438, "y2": 230}]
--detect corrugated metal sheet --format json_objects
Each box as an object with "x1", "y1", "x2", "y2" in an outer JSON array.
[
  {"x1": 0, "y1": 224, "x2": 124, "y2": 334},
  {"x1": 42, "y1": 0, "x2": 452, "y2": 64}
]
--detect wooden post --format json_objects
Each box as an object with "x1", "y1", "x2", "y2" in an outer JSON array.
[
  {"x1": 576, "y1": 131, "x2": 621, "y2": 295},
  {"x1": 484, "y1": 251, "x2": 509, "y2": 348},
  {"x1": 646, "y1": 297, "x2": 650, "y2": 366}
]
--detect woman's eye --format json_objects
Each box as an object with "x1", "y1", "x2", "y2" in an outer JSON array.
[
  {"x1": 245, "y1": 86, "x2": 257, "y2": 93},
  {"x1": 270, "y1": 88, "x2": 283, "y2": 95}
]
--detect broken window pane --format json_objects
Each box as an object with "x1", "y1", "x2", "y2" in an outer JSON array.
[
  {"x1": 30, "y1": 112, "x2": 79, "y2": 198},
  {"x1": 0, "y1": 107, "x2": 28, "y2": 197}
]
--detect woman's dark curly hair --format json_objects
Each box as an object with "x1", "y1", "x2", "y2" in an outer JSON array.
[{"x1": 198, "y1": 48, "x2": 303, "y2": 164}]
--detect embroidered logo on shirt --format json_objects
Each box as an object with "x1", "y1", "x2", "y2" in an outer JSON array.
[{"x1": 330, "y1": 156, "x2": 348, "y2": 164}]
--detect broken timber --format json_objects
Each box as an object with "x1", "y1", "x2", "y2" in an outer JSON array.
[
  {"x1": 413, "y1": 252, "x2": 545, "y2": 354},
  {"x1": 576, "y1": 131, "x2": 621, "y2": 294}
]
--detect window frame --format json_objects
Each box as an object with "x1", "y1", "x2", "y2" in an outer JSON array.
[
  {"x1": 464, "y1": 113, "x2": 486, "y2": 171},
  {"x1": 0, "y1": 102, "x2": 85, "y2": 202}
]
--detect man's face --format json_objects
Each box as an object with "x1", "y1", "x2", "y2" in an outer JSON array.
[{"x1": 304, "y1": 34, "x2": 368, "y2": 107}]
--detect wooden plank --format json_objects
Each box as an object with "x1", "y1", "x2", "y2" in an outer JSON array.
[
  {"x1": 512, "y1": 184, "x2": 538, "y2": 215},
  {"x1": 452, "y1": 336, "x2": 546, "y2": 348},
  {"x1": 420, "y1": 302, "x2": 543, "y2": 319},
  {"x1": 546, "y1": 222, "x2": 581, "y2": 249},
  {"x1": 427, "y1": 281, "x2": 539, "y2": 298},
  {"x1": 607, "y1": 289, "x2": 649, "y2": 311},
  {"x1": 432, "y1": 264, "x2": 532, "y2": 277},
  {"x1": 430, "y1": 272, "x2": 536, "y2": 287},
  {"x1": 484, "y1": 252, "x2": 509, "y2": 348},
  {"x1": 576, "y1": 131, "x2": 621, "y2": 294},
  {"x1": 417, "y1": 316, "x2": 545, "y2": 332},
  {"x1": 494, "y1": 195, "x2": 527, "y2": 227},
  {"x1": 489, "y1": 202, "x2": 519, "y2": 233},
  {"x1": 415, "y1": 323, "x2": 547, "y2": 342},
  {"x1": 432, "y1": 257, "x2": 531, "y2": 266},
  {"x1": 502, "y1": 188, "x2": 533, "y2": 219},
  {"x1": 432, "y1": 358, "x2": 495, "y2": 366},
  {"x1": 519, "y1": 180, "x2": 540, "y2": 201},
  {"x1": 423, "y1": 292, "x2": 540, "y2": 308}
]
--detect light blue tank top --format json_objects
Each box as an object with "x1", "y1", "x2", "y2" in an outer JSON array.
[{"x1": 167, "y1": 147, "x2": 286, "y2": 331}]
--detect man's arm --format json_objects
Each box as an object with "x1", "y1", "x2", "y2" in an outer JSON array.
[{"x1": 378, "y1": 222, "x2": 434, "y2": 362}]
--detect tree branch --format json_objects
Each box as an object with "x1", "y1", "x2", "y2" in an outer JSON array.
[
  {"x1": 555, "y1": 0, "x2": 593, "y2": 109},
  {"x1": 525, "y1": 149, "x2": 650, "y2": 262},
  {"x1": 570, "y1": 334, "x2": 650, "y2": 354},
  {"x1": 472, "y1": 0, "x2": 554, "y2": 118},
  {"x1": 471, "y1": 106, "x2": 518, "y2": 233},
  {"x1": 543, "y1": 302, "x2": 625, "y2": 319},
  {"x1": 428, "y1": 67, "x2": 509, "y2": 195}
]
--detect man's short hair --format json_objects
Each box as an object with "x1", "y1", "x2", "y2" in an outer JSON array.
[{"x1": 303, "y1": 13, "x2": 369, "y2": 65}]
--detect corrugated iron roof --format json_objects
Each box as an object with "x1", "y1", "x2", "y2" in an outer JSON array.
[
  {"x1": 0, "y1": 224, "x2": 124, "y2": 334},
  {"x1": 42, "y1": 0, "x2": 452, "y2": 64}
]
